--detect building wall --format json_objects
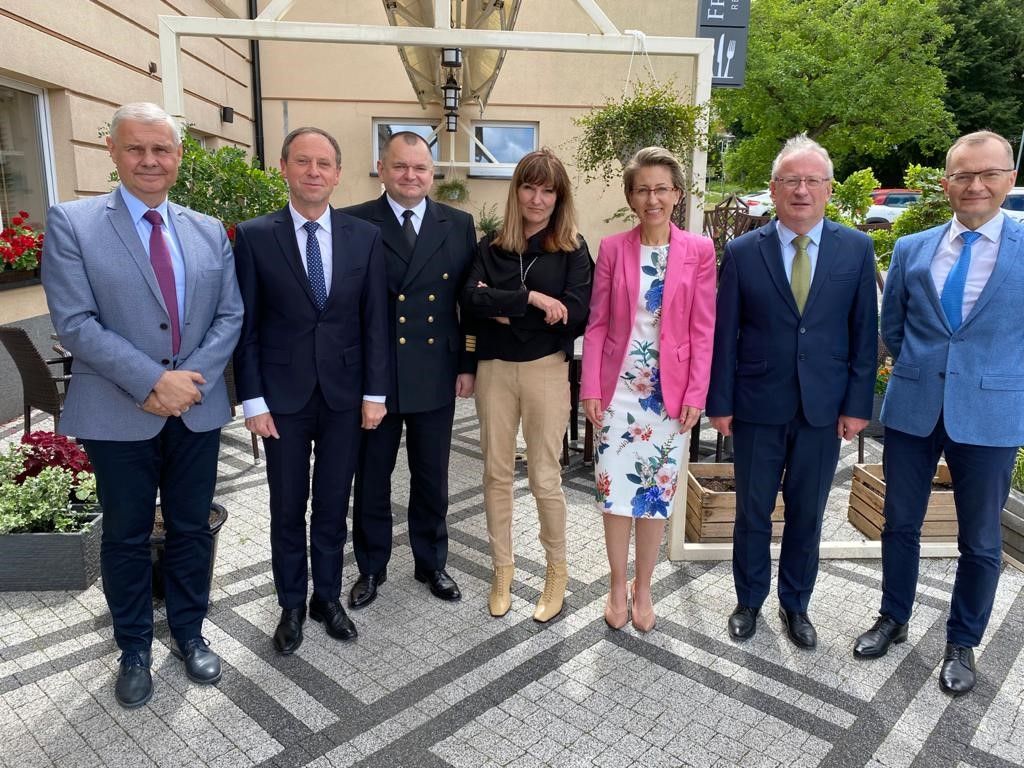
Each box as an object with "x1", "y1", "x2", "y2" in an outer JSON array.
[
  {"x1": 257, "y1": 0, "x2": 701, "y2": 244},
  {"x1": 0, "y1": 0, "x2": 254, "y2": 226}
]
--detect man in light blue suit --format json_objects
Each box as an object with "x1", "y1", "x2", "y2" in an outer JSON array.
[
  {"x1": 42, "y1": 103, "x2": 242, "y2": 708},
  {"x1": 854, "y1": 131, "x2": 1022, "y2": 696}
]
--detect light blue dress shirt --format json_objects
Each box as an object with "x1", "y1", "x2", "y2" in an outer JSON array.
[{"x1": 776, "y1": 218, "x2": 825, "y2": 283}]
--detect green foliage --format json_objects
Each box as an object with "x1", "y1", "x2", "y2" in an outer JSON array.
[
  {"x1": 573, "y1": 80, "x2": 708, "y2": 186},
  {"x1": 434, "y1": 177, "x2": 469, "y2": 203},
  {"x1": 1013, "y1": 447, "x2": 1024, "y2": 494},
  {"x1": 476, "y1": 203, "x2": 503, "y2": 238},
  {"x1": 714, "y1": 0, "x2": 956, "y2": 185},
  {"x1": 0, "y1": 443, "x2": 98, "y2": 535},
  {"x1": 870, "y1": 165, "x2": 951, "y2": 269},
  {"x1": 826, "y1": 168, "x2": 880, "y2": 226},
  {"x1": 110, "y1": 130, "x2": 288, "y2": 235}
]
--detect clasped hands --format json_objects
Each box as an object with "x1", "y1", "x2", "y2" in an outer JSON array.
[
  {"x1": 476, "y1": 282, "x2": 568, "y2": 325},
  {"x1": 142, "y1": 370, "x2": 205, "y2": 417}
]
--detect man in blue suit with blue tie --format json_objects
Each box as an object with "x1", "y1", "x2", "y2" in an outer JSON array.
[
  {"x1": 853, "y1": 131, "x2": 1022, "y2": 696},
  {"x1": 708, "y1": 135, "x2": 878, "y2": 649}
]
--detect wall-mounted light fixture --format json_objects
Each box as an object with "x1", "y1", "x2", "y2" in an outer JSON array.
[
  {"x1": 442, "y1": 75, "x2": 461, "y2": 111},
  {"x1": 221, "y1": 106, "x2": 234, "y2": 124},
  {"x1": 445, "y1": 110, "x2": 458, "y2": 133},
  {"x1": 441, "y1": 47, "x2": 462, "y2": 68}
]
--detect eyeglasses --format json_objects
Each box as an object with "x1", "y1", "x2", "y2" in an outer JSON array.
[
  {"x1": 945, "y1": 169, "x2": 1014, "y2": 186},
  {"x1": 773, "y1": 176, "x2": 830, "y2": 190},
  {"x1": 631, "y1": 185, "x2": 678, "y2": 198}
]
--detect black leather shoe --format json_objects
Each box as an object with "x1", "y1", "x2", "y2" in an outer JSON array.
[
  {"x1": 273, "y1": 607, "x2": 306, "y2": 655},
  {"x1": 171, "y1": 636, "x2": 222, "y2": 685},
  {"x1": 309, "y1": 598, "x2": 358, "y2": 641},
  {"x1": 349, "y1": 570, "x2": 387, "y2": 609},
  {"x1": 778, "y1": 607, "x2": 817, "y2": 649},
  {"x1": 853, "y1": 615, "x2": 909, "y2": 659},
  {"x1": 728, "y1": 605, "x2": 760, "y2": 640},
  {"x1": 414, "y1": 568, "x2": 462, "y2": 601},
  {"x1": 939, "y1": 643, "x2": 976, "y2": 696},
  {"x1": 114, "y1": 649, "x2": 152, "y2": 709}
]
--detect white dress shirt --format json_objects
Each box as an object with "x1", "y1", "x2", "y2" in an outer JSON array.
[
  {"x1": 930, "y1": 213, "x2": 1004, "y2": 320},
  {"x1": 776, "y1": 218, "x2": 825, "y2": 283},
  {"x1": 385, "y1": 194, "x2": 427, "y2": 235}
]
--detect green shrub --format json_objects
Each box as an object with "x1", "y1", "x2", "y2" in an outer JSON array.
[
  {"x1": 870, "y1": 165, "x2": 951, "y2": 270},
  {"x1": 1012, "y1": 448, "x2": 1024, "y2": 494}
]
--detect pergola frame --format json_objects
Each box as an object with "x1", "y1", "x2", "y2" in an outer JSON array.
[{"x1": 157, "y1": 2, "x2": 956, "y2": 561}]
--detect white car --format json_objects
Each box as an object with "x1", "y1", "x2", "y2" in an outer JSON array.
[
  {"x1": 865, "y1": 204, "x2": 904, "y2": 224},
  {"x1": 739, "y1": 190, "x2": 773, "y2": 217},
  {"x1": 1002, "y1": 187, "x2": 1024, "y2": 223}
]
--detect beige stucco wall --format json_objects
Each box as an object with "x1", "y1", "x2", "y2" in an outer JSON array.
[
  {"x1": 257, "y1": 0, "x2": 700, "y2": 244},
  {"x1": 0, "y1": 0, "x2": 254, "y2": 203}
]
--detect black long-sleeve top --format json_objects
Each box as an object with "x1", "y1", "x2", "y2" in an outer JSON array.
[{"x1": 462, "y1": 229, "x2": 593, "y2": 362}]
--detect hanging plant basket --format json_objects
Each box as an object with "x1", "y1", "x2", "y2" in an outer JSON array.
[{"x1": 434, "y1": 177, "x2": 470, "y2": 203}]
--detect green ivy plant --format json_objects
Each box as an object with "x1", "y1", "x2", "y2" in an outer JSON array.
[
  {"x1": 870, "y1": 165, "x2": 951, "y2": 270},
  {"x1": 1013, "y1": 448, "x2": 1024, "y2": 494},
  {"x1": 434, "y1": 177, "x2": 470, "y2": 203},
  {"x1": 0, "y1": 444, "x2": 98, "y2": 535}
]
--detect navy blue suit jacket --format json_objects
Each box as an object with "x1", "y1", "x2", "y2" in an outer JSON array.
[
  {"x1": 707, "y1": 219, "x2": 877, "y2": 427},
  {"x1": 232, "y1": 205, "x2": 389, "y2": 415}
]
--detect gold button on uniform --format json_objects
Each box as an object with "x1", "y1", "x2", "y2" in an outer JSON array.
[
  {"x1": 427, "y1": 316, "x2": 434, "y2": 323},
  {"x1": 399, "y1": 337, "x2": 406, "y2": 345},
  {"x1": 442, "y1": 273, "x2": 449, "y2": 280},
  {"x1": 427, "y1": 338, "x2": 435, "y2": 345},
  {"x1": 398, "y1": 294, "x2": 406, "y2": 302},
  {"x1": 399, "y1": 316, "x2": 406, "y2": 324},
  {"x1": 428, "y1": 294, "x2": 436, "y2": 302}
]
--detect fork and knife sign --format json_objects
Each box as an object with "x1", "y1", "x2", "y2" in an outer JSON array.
[{"x1": 715, "y1": 33, "x2": 736, "y2": 79}]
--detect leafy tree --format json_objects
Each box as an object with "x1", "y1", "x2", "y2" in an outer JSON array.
[
  {"x1": 715, "y1": 0, "x2": 956, "y2": 185},
  {"x1": 826, "y1": 168, "x2": 880, "y2": 226}
]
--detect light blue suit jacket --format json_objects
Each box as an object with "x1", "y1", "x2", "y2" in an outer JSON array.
[
  {"x1": 41, "y1": 188, "x2": 243, "y2": 440},
  {"x1": 880, "y1": 216, "x2": 1024, "y2": 446}
]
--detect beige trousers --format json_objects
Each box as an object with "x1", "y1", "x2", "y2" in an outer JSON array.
[{"x1": 475, "y1": 353, "x2": 570, "y2": 567}]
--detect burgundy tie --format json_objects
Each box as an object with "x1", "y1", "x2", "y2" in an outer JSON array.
[{"x1": 143, "y1": 209, "x2": 181, "y2": 355}]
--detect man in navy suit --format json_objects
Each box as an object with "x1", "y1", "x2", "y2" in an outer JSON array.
[
  {"x1": 708, "y1": 135, "x2": 877, "y2": 649},
  {"x1": 853, "y1": 132, "x2": 1022, "y2": 696},
  {"x1": 342, "y1": 133, "x2": 477, "y2": 608},
  {"x1": 233, "y1": 127, "x2": 389, "y2": 654},
  {"x1": 43, "y1": 102, "x2": 243, "y2": 708}
]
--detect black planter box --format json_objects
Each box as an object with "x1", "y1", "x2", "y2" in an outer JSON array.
[{"x1": 0, "y1": 511, "x2": 102, "y2": 591}]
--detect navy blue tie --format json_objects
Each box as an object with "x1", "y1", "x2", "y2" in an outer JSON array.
[
  {"x1": 940, "y1": 231, "x2": 981, "y2": 330},
  {"x1": 303, "y1": 220, "x2": 328, "y2": 311}
]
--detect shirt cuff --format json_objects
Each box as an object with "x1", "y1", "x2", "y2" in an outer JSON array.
[
  {"x1": 363, "y1": 395, "x2": 386, "y2": 404},
  {"x1": 241, "y1": 397, "x2": 269, "y2": 418}
]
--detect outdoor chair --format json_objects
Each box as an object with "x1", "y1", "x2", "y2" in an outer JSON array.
[
  {"x1": 222, "y1": 358, "x2": 260, "y2": 463},
  {"x1": 0, "y1": 325, "x2": 70, "y2": 433}
]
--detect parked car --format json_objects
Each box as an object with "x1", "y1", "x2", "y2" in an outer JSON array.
[
  {"x1": 1002, "y1": 187, "x2": 1024, "y2": 223},
  {"x1": 739, "y1": 190, "x2": 773, "y2": 217},
  {"x1": 870, "y1": 188, "x2": 921, "y2": 207}
]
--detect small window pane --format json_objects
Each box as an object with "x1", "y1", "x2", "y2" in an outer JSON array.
[
  {"x1": 471, "y1": 123, "x2": 537, "y2": 178},
  {"x1": 0, "y1": 84, "x2": 48, "y2": 231},
  {"x1": 374, "y1": 120, "x2": 439, "y2": 165}
]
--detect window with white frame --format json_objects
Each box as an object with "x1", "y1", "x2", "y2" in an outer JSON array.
[
  {"x1": 469, "y1": 121, "x2": 538, "y2": 179},
  {"x1": 372, "y1": 119, "x2": 440, "y2": 173},
  {"x1": 0, "y1": 77, "x2": 54, "y2": 234}
]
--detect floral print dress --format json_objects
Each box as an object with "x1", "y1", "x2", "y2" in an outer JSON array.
[{"x1": 594, "y1": 244, "x2": 687, "y2": 518}]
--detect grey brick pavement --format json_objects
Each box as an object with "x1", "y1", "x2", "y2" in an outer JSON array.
[{"x1": 2, "y1": 402, "x2": 1023, "y2": 768}]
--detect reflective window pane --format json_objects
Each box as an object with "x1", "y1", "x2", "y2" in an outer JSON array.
[
  {"x1": 471, "y1": 123, "x2": 537, "y2": 178},
  {"x1": 0, "y1": 84, "x2": 48, "y2": 232}
]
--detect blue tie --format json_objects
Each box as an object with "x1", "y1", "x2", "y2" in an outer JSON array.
[
  {"x1": 303, "y1": 220, "x2": 327, "y2": 311},
  {"x1": 940, "y1": 231, "x2": 981, "y2": 331}
]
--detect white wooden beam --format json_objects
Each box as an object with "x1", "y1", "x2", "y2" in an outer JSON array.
[
  {"x1": 667, "y1": 539, "x2": 961, "y2": 562},
  {"x1": 256, "y1": 0, "x2": 296, "y2": 21},
  {"x1": 434, "y1": 0, "x2": 451, "y2": 30},
  {"x1": 573, "y1": 0, "x2": 619, "y2": 35},
  {"x1": 158, "y1": 17, "x2": 185, "y2": 121}
]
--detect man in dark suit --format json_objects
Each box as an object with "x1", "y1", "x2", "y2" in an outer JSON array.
[
  {"x1": 707, "y1": 134, "x2": 877, "y2": 649},
  {"x1": 853, "y1": 132, "x2": 1023, "y2": 696},
  {"x1": 233, "y1": 127, "x2": 389, "y2": 654},
  {"x1": 42, "y1": 102, "x2": 243, "y2": 708},
  {"x1": 342, "y1": 132, "x2": 477, "y2": 608}
]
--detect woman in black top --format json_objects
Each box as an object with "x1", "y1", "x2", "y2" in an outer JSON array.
[{"x1": 462, "y1": 149, "x2": 593, "y2": 622}]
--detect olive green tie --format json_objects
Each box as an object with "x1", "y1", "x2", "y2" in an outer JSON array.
[{"x1": 791, "y1": 235, "x2": 811, "y2": 313}]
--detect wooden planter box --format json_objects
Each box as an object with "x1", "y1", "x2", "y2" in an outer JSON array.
[
  {"x1": 848, "y1": 463, "x2": 957, "y2": 541},
  {"x1": 1002, "y1": 489, "x2": 1024, "y2": 572},
  {"x1": 0, "y1": 510, "x2": 102, "y2": 591},
  {"x1": 685, "y1": 463, "x2": 785, "y2": 543}
]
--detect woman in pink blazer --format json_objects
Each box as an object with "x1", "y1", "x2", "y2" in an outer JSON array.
[{"x1": 581, "y1": 147, "x2": 716, "y2": 631}]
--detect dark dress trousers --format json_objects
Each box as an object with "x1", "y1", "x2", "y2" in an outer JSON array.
[
  {"x1": 341, "y1": 195, "x2": 476, "y2": 576},
  {"x1": 233, "y1": 206, "x2": 389, "y2": 609},
  {"x1": 707, "y1": 219, "x2": 877, "y2": 613}
]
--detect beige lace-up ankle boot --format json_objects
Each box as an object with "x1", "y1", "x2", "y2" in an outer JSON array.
[
  {"x1": 533, "y1": 562, "x2": 568, "y2": 623},
  {"x1": 488, "y1": 564, "x2": 515, "y2": 617}
]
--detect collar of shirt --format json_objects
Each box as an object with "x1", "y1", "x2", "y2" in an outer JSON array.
[
  {"x1": 119, "y1": 185, "x2": 170, "y2": 227},
  {"x1": 775, "y1": 218, "x2": 825, "y2": 281},
  {"x1": 288, "y1": 202, "x2": 332, "y2": 235},
  {"x1": 385, "y1": 194, "x2": 427, "y2": 233},
  {"x1": 949, "y1": 211, "x2": 1004, "y2": 246}
]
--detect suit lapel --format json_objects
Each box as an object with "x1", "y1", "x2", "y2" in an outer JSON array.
[
  {"x1": 663, "y1": 223, "x2": 685, "y2": 312},
  {"x1": 272, "y1": 206, "x2": 317, "y2": 306},
  {"x1": 622, "y1": 227, "x2": 641, "y2": 318},
  {"x1": 370, "y1": 194, "x2": 411, "y2": 264},
  {"x1": 915, "y1": 225, "x2": 950, "y2": 330},
  {"x1": 107, "y1": 189, "x2": 167, "y2": 312},
  {"x1": 402, "y1": 198, "x2": 449, "y2": 290},
  {"x1": 802, "y1": 220, "x2": 838, "y2": 316},
  {"x1": 168, "y1": 202, "x2": 200, "y2": 324},
  {"x1": 326, "y1": 208, "x2": 349, "y2": 309},
  {"x1": 758, "y1": 222, "x2": 800, "y2": 317},
  {"x1": 962, "y1": 218, "x2": 1023, "y2": 329}
]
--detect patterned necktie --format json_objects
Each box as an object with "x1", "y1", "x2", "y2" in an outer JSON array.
[
  {"x1": 402, "y1": 209, "x2": 417, "y2": 250},
  {"x1": 303, "y1": 220, "x2": 328, "y2": 311},
  {"x1": 790, "y1": 234, "x2": 811, "y2": 313},
  {"x1": 940, "y1": 231, "x2": 981, "y2": 331},
  {"x1": 142, "y1": 210, "x2": 180, "y2": 355}
]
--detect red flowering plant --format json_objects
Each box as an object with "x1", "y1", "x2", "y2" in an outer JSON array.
[
  {"x1": 0, "y1": 432, "x2": 98, "y2": 534},
  {"x1": 0, "y1": 211, "x2": 45, "y2": 272}
]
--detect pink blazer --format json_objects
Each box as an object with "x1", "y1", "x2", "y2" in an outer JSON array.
[{"x1": 581, "y1": 223, "x2": 716, "y2": 419}]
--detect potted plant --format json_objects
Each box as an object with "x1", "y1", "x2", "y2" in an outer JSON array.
[
  {"x1": 0, "y1": 432, "x2": 101, "y2": 591},
  {"x1": 434, "y1": 176, "x2": 470, "y2": 203},
  {"x1": 476, "y1": 203, "x2": 503, "y2": 238},
  {"x1": 0, "y1": 210, "x2": 45, "y2": 288},
  {"x1": 861, "y1": 357, "x2": 892, "y2": 439},
  {"x1": 684, "y1": 463, "x2": 785, "y2": 543}
]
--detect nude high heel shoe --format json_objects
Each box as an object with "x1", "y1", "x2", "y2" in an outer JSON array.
[{"x1": 630, "y1": 580, "x2": 656, "y2": 633}]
